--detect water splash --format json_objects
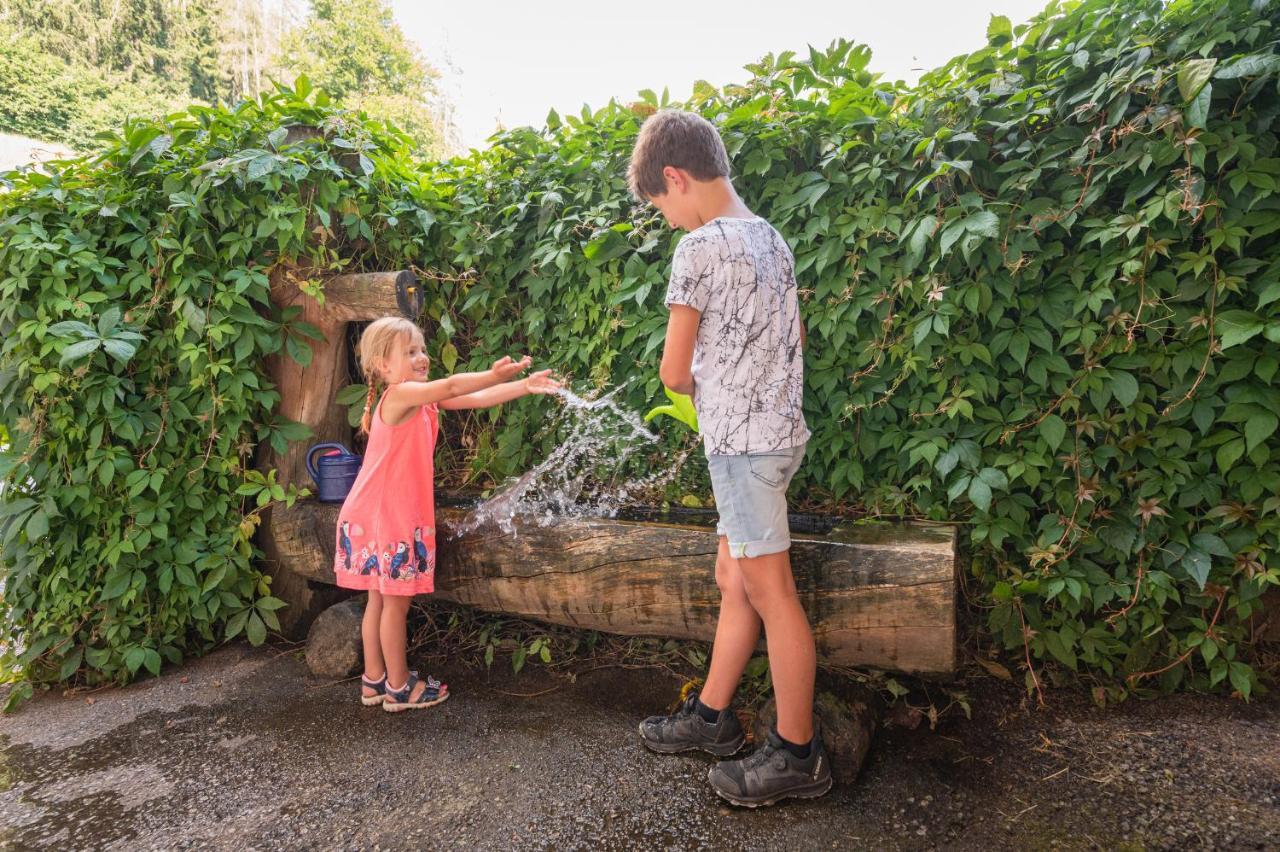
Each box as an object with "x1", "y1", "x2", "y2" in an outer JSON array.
[{"x1": 453, "y1": 385, "x2": 690, "y2": 536}]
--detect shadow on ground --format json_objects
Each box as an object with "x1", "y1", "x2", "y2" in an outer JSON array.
[{"x1": 1, "y1": 643, "x2": 1277, "y2": 850}]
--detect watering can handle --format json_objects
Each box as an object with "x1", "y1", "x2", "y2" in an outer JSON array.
[{"x1": 305, "y1": 443, "x2": 349, "y2": 483}]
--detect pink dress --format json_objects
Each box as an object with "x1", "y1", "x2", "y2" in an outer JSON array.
[{"x1": 333, "y1": 395, "x2": 439, "y2": 596}]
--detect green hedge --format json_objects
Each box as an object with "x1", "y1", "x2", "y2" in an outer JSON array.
[{"x1": 2, "y1": 0, "x2": 1278, "y2": 701}]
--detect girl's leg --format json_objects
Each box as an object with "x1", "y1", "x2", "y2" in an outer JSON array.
[
  {"x1": 380, "y1": 594, "x2": 428, "y2": 701},
  {"x1": 361, "y1": 591, "x2": 385, "y2": 699},
  {"x1": 698, "y1": 537, "x2": 762, "y2": 711}
]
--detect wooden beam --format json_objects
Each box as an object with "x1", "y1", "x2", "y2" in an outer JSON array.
[
  {"x1": 261, "y1": 266, "x2": 421, "y2": 490},
  {"x1": 321, "y1": 270, "x2": 423, "y2": 323},
  {"x1": 269, "y1": 501, "x2": 958, "y2": 677}
]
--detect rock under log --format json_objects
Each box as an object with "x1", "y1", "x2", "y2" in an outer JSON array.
[{"x1": 270, "y1": 500, "x2": 958, "y2": 677}]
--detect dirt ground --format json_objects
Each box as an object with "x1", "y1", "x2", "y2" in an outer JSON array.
[{"x1": 1, "y1": 642, "x2": 1277, "y2": 851}]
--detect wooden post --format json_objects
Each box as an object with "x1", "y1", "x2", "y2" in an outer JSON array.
[{"x1": 263, "y1": 268, "x2": 422, "y2": 490}]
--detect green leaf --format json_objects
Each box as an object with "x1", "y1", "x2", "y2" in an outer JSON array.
[
  {"x1": 246, "y1": 612, "x2": 267, "y2": 646},
  {"x1": 1245, "y1": 411, "x2": 1278, "y2": 452},
  {"x1": 986, "y1": 14, "x2": 1013, "y2": 45},
  {"x1": 1110, "y1": 371, "x2": 1139, "y2": 407},
  {"x1": 59, "y1": 339, "x2": 101, "y2": 366},
  {"x1": 125, "y1": 647, "x2": 146, "y2": 675},
  {"x1": 1178, "y1": 58, "x2": 1217, "y2": 101},
  {"x1": 963, "y1": 210, "x2": 1000, "y2": 238},
  {"x1": 1182, "y1": 547, "x2": 1211, "y2": 589},
  {"x1": 1217, "y1": 438, "x2": 1246, "y2": 472},
  {"x1": 101, "y1": 339, "x2": 137, "y2": 364},
  {"x1": 1039, "y1": 414, "x2": 1067, "y2": 452},
  {"x1": 1191, "y1": 533, "x2": 1231, "y2": 558},
  {"x1": 24, "y1": 509, "x2": 49, "y2": 541},
  {"x1": 1186, "y1": 83, "x2": 1212, "y2": 129},
  {"x1": 1217, "y1": 311, "x2": 1264, "y2": 349},
  {"x1": 336, "y1": 384, "x2": 370, "y2": 405},
  {"x1": 1228, "y1": 661, "x2": 1253, "y2": 699},
  {"x1": 968, "y1": 477, "x2": 993, "y2": 512}
]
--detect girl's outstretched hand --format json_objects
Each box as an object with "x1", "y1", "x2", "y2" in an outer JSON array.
[
  {"x1": 523, "y1": 369, "x2": 563, "y2": 395},
  {"x1": 490, "y1": 355, "x2": 531, "y2": 381}
]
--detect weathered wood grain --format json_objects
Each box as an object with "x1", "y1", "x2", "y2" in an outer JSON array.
[{"x1": 271, "y1": 501, "x2": 958, "y2": 676}]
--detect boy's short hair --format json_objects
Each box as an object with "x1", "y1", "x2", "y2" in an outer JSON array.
[{"x1": 627, "y1": 110, "x2": 731, "y2": 200}]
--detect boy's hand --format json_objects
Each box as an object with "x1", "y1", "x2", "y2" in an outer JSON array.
[
  {"x1": 490, "y1": 355, "x2": 531, "y2": 381},
  {"x1": 523, "y1": 370, "x2": 563, "y2": 395}
]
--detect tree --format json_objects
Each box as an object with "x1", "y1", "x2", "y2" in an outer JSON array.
[{"x1": 277, "y1": 0, "x2": 449, "y2": 156}]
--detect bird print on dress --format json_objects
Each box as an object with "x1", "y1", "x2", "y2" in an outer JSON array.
[
  {"x1": 413, "y1": 527, "x2": 433, "y2": 575},
  {"x1": 339, "y1": 522, "x2": 353, "y2": 573},
  {"x1": 388, "y1": 541, "x2": 410, "y2": 580}
]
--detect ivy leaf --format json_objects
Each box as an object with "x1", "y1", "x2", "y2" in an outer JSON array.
[
  {"x1": 1217, "y1": 310, "x2": 1264, "y2": 349},
  {"x1": 963, "y1": 210, "x2": 1000, "y2": 238},
  {"x1": 935, "y1": 446, "x2": 960, "y2": 478},
  {"x1": 968, "y1": 477, "x2": 993, "y2": 512},
  {"x1": 1186, "y1": 83, "x2": 1212, "y2": 129},
  {"x1": 986, "y1": 15, "x2": 1013, "y2": 46},
  {"x1": 59, "y1": 339, "x2": 101, "y2": 366},
  {"x1": 1229, "y1": 661, "x2": 1252, "y2": 699},
  {"x1": 1245, "y1": 411, "x2": 1278, "y2": 452},
  {"x1": 1178, "y1": 58, "x2": 1217, "y2": 101},
  {"x1": 246, "y1": 612, "x2": 267, "y2": 646},
  {"x1": 1216, "y1": 438, "x2": 1246, "y2": 472},
  {"x1": 1110, "y1": 371, "x2": 1139, "y2": 407},
  {"x1": 1191, "y1": 532, "x2": 1231, "y2": 558},
  {"x1": 1182, "y1": 547, "x2": 1212, "y2": 589},
  {"x1": 1215, "y1": 53, "x2": 1279, "y2": 79},
  {"x1": 1039, "y1": 414, "x2": 1067, "y2": 452},
  {"x1": 101, "y1": 339, "x2": 137, "y2": 364},
  {"x1": 336, "y1": 383, "x2": 369, "y2": 405}
]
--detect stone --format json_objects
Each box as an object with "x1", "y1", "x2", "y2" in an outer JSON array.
[
  {"x1": 305, "y1": 597, "x2": 365, "y2": 678},
  {"x1": 753, "y1": 688, "x2": 880, "y2": 785}
]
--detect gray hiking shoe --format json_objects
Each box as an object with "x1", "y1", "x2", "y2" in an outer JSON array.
[
  {"x1": 638, "y1": 695, "x2": 745, "y2": 757},
  {"x1": 707, "y1": 728, "x2": 832, "y2": 807}
]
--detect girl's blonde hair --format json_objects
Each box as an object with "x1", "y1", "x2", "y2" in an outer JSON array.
[{"x1": 357, "y1": 316, "x2": 424, "y2": 434}]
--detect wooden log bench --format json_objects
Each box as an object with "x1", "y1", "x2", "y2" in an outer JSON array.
[{"x1": 271, "y1": 500, "x2": 957, "y2": 676}]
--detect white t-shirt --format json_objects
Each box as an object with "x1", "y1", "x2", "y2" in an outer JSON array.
[{"x1": 664, "y1": 217, "x2": 810, "y2": 455}]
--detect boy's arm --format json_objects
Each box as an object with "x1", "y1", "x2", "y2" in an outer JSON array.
[
  {"x1": 659, "y1": 305, "x2": 700, "y2": 396},
  {"x1": 439, "y1": 370, "x2": 560, "y2": 410}
]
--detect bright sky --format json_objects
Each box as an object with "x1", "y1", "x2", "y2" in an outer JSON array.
[{"x1": 393, "y1": 0, "x2": 1051, "y2": 151}]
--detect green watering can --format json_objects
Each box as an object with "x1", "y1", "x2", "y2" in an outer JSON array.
[{"x1": 644, "y1": 388, "x2": 699, "y2": 433}]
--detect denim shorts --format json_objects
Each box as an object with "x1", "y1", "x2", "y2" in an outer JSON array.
[{"x1": 706, "y1": 443, "x2": 806, "y2": 559}]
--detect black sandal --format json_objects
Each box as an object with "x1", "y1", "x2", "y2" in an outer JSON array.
[{"x1": 383, "y1": 672, "x2": 449, "y2": 712}]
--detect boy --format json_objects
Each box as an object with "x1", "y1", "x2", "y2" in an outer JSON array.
[{"x1": 628, "y1": 110, "x2": 829, "y2": 806}]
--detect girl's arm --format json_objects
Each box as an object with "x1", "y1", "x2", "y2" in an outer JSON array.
[
  {"x1": 382, "y1": 356, "x2": 530, "y2": 423},
  {"x1": 440, "y1": 370, "x2": 562, "y2": 410}
]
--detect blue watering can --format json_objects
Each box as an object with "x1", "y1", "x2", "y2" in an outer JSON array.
[{"x1": 306, "y1": 443, "x2": 362, "y2": 503}]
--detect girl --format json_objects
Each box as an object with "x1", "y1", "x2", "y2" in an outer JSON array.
[{"x1": 334, "y1": 316, "x2": 560, "y2": 711}]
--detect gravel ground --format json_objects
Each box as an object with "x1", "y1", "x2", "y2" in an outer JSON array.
[{"x1": 1, "y1": 642, "x2": 1276, "y2": 850}]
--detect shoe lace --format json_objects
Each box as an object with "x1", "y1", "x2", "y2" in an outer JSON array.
[
  {"x1": 743, "y1": 737, "x2": 783, "y2": 771},
  {"x1": 657, "y1": 695, "x2": 699, "y2": 732}
]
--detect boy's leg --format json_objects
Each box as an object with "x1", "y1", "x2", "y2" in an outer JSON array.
[
  {"x1": 736, "y1": 548, "x2": 815, "y2": 745},
  {"x1": 698, "y1": 536, "x2": 762, "y2": 711},
  {"x1": 361, "y1": 591, "x2": 385, "y2": 696},
  {"x1": 637, "y1": 536, "x2": 748, "y2": 755}
]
